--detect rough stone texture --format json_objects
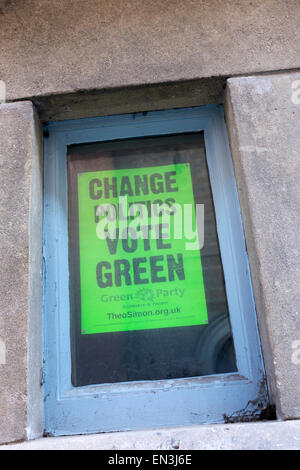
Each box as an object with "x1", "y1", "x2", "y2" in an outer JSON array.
[
  {"x1": 2, "y1": 420, "x2": 300, "y2": 450},
  {"x1": 225, "y1": 72, "x2": 300, "y2": 419},
  {"x1": 0, "y1": 102, "x2": 43, "y2": 444},
  {"x1": 0, "y1": 0, "x2": 300, "y2": 103}
]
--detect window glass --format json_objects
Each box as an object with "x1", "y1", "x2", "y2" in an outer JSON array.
[{"x1": 67, "y1": 133, "x2": 236, "y2": 386}]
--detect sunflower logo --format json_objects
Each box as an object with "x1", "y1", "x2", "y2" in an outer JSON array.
[{"x1": 135, "y1": 288, "x2": 155, "y2": 302}]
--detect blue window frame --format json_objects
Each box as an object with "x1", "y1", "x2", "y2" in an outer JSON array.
[{"x1": 43, "y1": 105, "x2": 268, "y2": 436}]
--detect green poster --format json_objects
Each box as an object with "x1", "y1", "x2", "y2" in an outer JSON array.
[{"x1": 78, "y1": 163, "x2": 208, "y2": 334}]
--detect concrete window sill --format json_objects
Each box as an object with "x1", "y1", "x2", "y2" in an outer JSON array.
[{"x1": 2, "y1": 420, "x2": 300, "y2": 450}]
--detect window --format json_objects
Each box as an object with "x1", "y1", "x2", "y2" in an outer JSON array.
[{"x1": 43, "y1": 106, "x2": 268, "y2": 435}]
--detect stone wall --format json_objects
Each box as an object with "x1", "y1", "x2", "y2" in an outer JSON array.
[
  {"x1": 0, "y1": 0, "x2": 300, "y2": 106},
  {"x1": 1, "y1": 0, "x2": 300, "y2": 445},
  {"x1": 225, "y1": 71, "x2": 300, "y2": 419},
  {"x1": 0, "y1": 102, "x2": 43, "y2": 444}
]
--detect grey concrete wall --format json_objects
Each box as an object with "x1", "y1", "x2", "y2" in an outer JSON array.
[
  {"x1": 225, "y1": 71, "x2": 300, "y2": 419},
  {"x1": 0, "y1": 102, "x2": 43, "y2": 444},
  {"x1": 0, "y1": 0, "x2": 300, "y2": 104}
]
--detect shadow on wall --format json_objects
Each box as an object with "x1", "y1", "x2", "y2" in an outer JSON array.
[{"x1": 0, "y1": 0, "x2": 12, "y2": 15}]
